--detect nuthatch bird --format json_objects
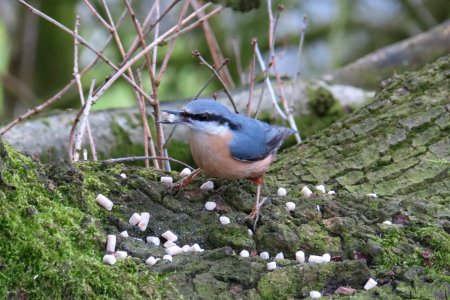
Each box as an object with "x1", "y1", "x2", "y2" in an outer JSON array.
[{"x1": 160, "y1": 99, "x2": 295, "y2": 227}]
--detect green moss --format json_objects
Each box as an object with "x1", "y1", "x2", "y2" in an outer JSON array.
[{"x1": 0, "y1": 142, "x2": 168, "y2": 299}]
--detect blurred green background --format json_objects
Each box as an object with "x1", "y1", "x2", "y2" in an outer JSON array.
[{"x1": 0, "y1": 0, "x2": 449, "y2": 124}]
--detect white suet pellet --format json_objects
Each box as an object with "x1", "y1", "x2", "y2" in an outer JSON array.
[
  {"x1": 301, "y1": 186, "x2": 313, "y2": 198},
  {"x1": 316, "y1": 185, "x2": 326, "y2": 193},
  {"x1": 180, "y1": 168, "x2": 192, "y2": 177},
  {"x1": 285, "y1": 202, "x2": 296, "y2": 211},
  {"x1": 163, "y1": 255, "x2": 173, "y2": 262},
  {"x1": 204, "y1": 201, "x2": 217, "y2": 211},
  {"x1": 103, "y1": 254, "x2": 116, "y2": 265},
  {"x1": 182, "y1": 245, "x2": 191, "y2": 252},
  {"x1": 364, "y1": 278, "x2": 377, "y2": 290},
  {"x1": 327, "y1": 190, "x2": 336, "y2": 195},
  {"x1": 267, "y1": 261, "x2": 277, "y2": 270},
  {"x1": 200, "y1": 181, "x2": 214, "y2": 191},
  {"x1": 160, "y1": 176, "x2": 173, "y2": 186},
  {"x1": 239, "y1": 250, "x2": 250, "y2": 257},
  {"x1": 138, "y1": 212, "x2": 150, "y2": 231},
  {"x1": 146, "y1": 236, "x2": 160, "y2": 246},
  {"x1": 145, "y1": 256, "x2": 157, "y2": 266},
  {"x1": 275, "y1": 252, "x2": 284, "y2": 260},
  {"x1": 277, "y1": 187, "x2": 287, "y2": 196},
  {"x1": 166, "y1": 246, "x2": 183, "y2": 256},
  {"x1": 248, "y1": 229, "x2": 253, "y2": 236},
  {"x1": 119, "y1": 231, "x2": 129, "y2": 238},
  {"x1": 106, "y1": 235, "x2": 116, "y2": 254},
  {"x1": 366, "y1": 193, "x2": 378, "y2": 198},
  {"x1": 308, "y1": 255, "x2": 324, "y2": 264},
  {"x1": 164, "y1": 240, "x2": 177, "y2": 248},
  {"x1": 83, "y1": 149, "x2": 88, "y2": 161},
  {"x1": 322, "y1": 253, "x2": 331, "y2": 263},
  {"x1": 96, "y1": 194, "x2": 113, "y2": 211},
  {"x1": 162, "y1": 230, "x2": 178, "y2": 242},
  {"x1": 260, "y1": 252, "x2": 270, "y2": 260},
  {"x1": 120, "y1": 173, "x2": 127, "y2": 179},
  {"x1": 129, "y1": 213, "x2": 141, "y2": 226},
  {"x1": 190, "y1": 243, "x2": 202, "y2": 252},
  {"x1": 310, "y1": 291, "x2": 322, "y2": 298},
  {"x1": 115, "y1": 251, "x2": 128, "y2": 259},
  {"x1": 382, "y1": 220, "x2": 392, "y2": 225},
  {"x1": 220, "y1": 216, "x2": 230, "y2": 225},
  {"x1": 295, "y1": 251, "x2": 305, "y2": 263}
]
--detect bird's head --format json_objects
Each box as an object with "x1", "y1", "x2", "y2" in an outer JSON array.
[{"x1": 160, "y1": 99, "x2": 240, "y2": 134}]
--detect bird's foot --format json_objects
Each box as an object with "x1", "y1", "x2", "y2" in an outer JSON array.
[{"x1": 169, "y1": 168, "x2": 202, "y2": 193}]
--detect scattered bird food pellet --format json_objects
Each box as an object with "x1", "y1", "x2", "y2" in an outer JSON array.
[
  {"x1": 115, "y1": 251, "x2": 128, "y2": 259},
  {"x1": 248, "y1": 229, "x2": 253, "y2": 236},
  {"x1": 120, "y1": 173, "x2": 127, "y2": 179},
  {"x1": 103, "y1": 254, "x2": 116, "y2": 265},
  {"x1": 267, "y1": 261, "x2": 277, "y2": 270},
  {"x1": 364, "y1": 278, "x2": 377, "y2": 290},
  {"x1": 310, "y1": 291, "x2": 322, "y2": 298},
  {"x1": 200, "y1": 181, "x2": 214, "y2": 191},
  {"x1": 163, "y1": 255, "x2": 173, "y2": 262},
  {"x1": 138, "y1": 212, "x2": 150, "y2": 231},
  {"x1": 322, "y1": 253, "x2": 331, "y2": 263},
  {"x1": 260, "y1": 252, "x2": 270, "y2": 260},
  {"x1": 366, "y1": 193, "x2": 378, "y2": 198},
  {"x1": 204, "y1": 201, "x2": 217, "y2": 211},
  {"x1": 190, "y1": 243, "x2": 202, "y2": 252},
  {"x1": 146, "y1": 256, "x2": 157, "y2": 266},
  {"x1": 119, "y1": 231, "x2": 129, "y2": 238},
  {"x1": 316, "y1": 185, "x2": 326, "y2": 194},
  {"x1": 160, "y1": 176, "x2": 173, "y2": 186},
  {"x1": 106, "y1": 235, "x2": 116, "y2": 254},
  {"x1": 96, "y1": 194, "x2": 113, "y2": 211},
  {"x1": 129, "y1": 213, "x2": 141, "y2": 226},
  {"x1": 277, "y1": 187, "x2": 287, "y2": 196},
  {"x1": 275, "y1": 252, "x2": 284, "y2": 260},
  {"x1": 301, "y1": 186, "x2": 313, "y2": 198},
  {"x1": 327, "y1": 190, "x2": 336, "y2": 195},
  {"x1": 180, "y1": 168, "x2": 192, "y2": 177},
  {"x1": 164, "y1": 241, "x2": 177, "y2": 248},
  {"x1": 239, "y1": 250, "x2": 250, "y2": 257},
  {"x1": 83, "y1": 149, "x2": 88, "y2": 161},
  {"x1": 308, "y1": 255, "x2": 324, "y2": 264},
  {"x1": 382, "y1": 220, "x2": 392, "y2": 225},
  {"x1": 182, "y1": 245, "x2": 191, "y2": 252},
  {"x1": 295, "y1": 251, "x2": 305, "y2": 263},
  {"x1": 162, "y1": 230, "x2": 178, "y2": 242},
  {"x1": 220, "y1": 216, "x2": 231, "y2": 225},
  {"x1": 285, "y1": 202, "x2": 296, "y2": 211},
  {"x1": 146, "y1": 236, "x2": 160, "y2": 246},
  {"x1": 166, "y1": 246, "x2": 183, "y2": 256}
]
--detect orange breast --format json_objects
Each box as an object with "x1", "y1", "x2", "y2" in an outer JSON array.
[{"x1": 188, "y1": 130, "x2": 273, "y2": 179}]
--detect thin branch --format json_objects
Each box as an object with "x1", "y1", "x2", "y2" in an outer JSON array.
[
  {"x1": 0, "y1": 4, "x2": 132, "y2": 136},
  {"x1": 194, "y1": 59, "x2": 229, "y2": 99},
  {"x1": 246, "y1": 38, "x2": 257, "y2": 116},
  {"x1": 82, "y1": 0, "x2": 112, "y2": 31},
  {"x1": 102, "y1": 156, "x2": 195, "y2": 171},
  {"x1": 17, "y1": 0, "x2": 154, "y2": 105},
  {"x1": 192, "y1": 50, "x2": 238, "y2": 113},
  {"x1": 293, "y1": 15, "x2": 308, "y2": 86}
]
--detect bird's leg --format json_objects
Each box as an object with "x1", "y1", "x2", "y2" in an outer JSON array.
[
  {"x1": 242, "y1": 175, "x2": 264, "y2": 230},
  {"x1": 172, "y1": 168, "x2": 202, "y2": 191}
]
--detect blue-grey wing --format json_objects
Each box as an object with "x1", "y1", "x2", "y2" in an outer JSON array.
[{"x1": 229, "y1": 119, "x2": 294, "y2": 161}]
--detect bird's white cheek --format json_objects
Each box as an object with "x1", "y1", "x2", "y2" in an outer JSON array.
[{"x1": 189, "y1": 121, "x2": 229, "y2": 135}]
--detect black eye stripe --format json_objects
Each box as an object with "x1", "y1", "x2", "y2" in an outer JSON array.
[{"x1": 189, "y1": 113, "x2": 240, "y2": 130}]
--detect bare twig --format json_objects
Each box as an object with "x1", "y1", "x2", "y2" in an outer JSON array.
[
  {"x1": 73, "y1": 15, "x2": 97, "y2": 161},
  {"x1": 102, "y1": 156, "x2": 195, "y2": 170},
  {"x1": 246, "y1": 38, "x2": 257, "y2": 116},
  {"x1": 0, "y1": 4, "x2": 129, "y2": 136},
  {"x1": 192, "y1": 50, "x2": 238, "y2": 113},
  {"x1": 191, "y1": 0, "x2": 234, "y2": 88},
  {"x1": 69, "y1": 79, "x2": 96, "y2": 162},
  {"x1": 293, "y1": 15, "x2": 308, "y2": 85},
  {"x1": 17, "y1": 0, "x2": 154, "y2": 105},
  {"x1": 194, "y1": 59, "x2": 229, "y2": 99},
  {"x1": 83, "y1": 0, "x2": 112, "y2": 31},
  {"x1": 232, "y1": 38, "x2": 245, "y2": 85}
]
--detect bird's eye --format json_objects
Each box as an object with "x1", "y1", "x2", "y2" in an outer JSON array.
[{"x1": 197, "y1": 113, "x2": 209, "y2": 121}]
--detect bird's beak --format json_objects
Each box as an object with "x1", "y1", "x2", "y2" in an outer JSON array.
[{"x1": 158, "y1": 109, "x2": 189, "y2": 124}]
